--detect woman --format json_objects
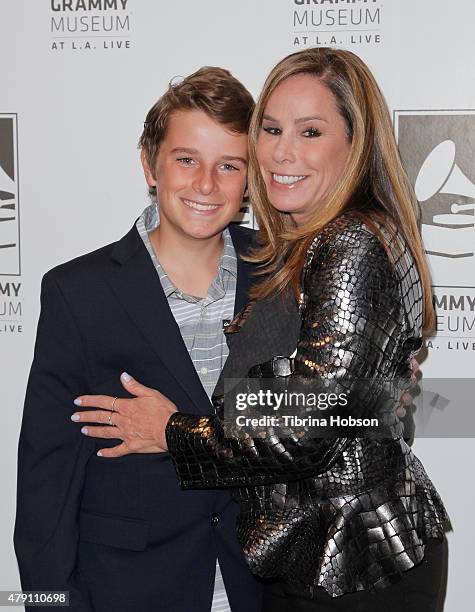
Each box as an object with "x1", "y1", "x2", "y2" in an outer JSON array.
[{"x1": 75, "y1": 48, "x2": 449, "y2": 610}]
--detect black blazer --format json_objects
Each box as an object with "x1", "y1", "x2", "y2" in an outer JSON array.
[{"x1": 14, "y1": 222, "x2": 262, "y2": 612}]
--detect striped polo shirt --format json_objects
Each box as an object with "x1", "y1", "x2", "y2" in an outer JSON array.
[{"x1": 136, "y1": 202, "x2": 236, "y2": 611}]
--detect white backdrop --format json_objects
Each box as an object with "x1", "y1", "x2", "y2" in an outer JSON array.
[{"x1": 1, "y1": 1, "x2": 474, "y2": 610}]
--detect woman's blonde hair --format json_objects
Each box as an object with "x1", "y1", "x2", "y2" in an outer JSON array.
[{"x1": 247, "y1": 47, "x2": 434, "y2": 332}]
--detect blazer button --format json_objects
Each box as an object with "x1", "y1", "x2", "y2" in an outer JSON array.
[{"x1": 211, "y1": 513, "x2": 220, "y2": 526}]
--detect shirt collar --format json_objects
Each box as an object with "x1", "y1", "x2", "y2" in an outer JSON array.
[
  {"x1": 136, "y1": 203, "x2": 176, "y2": 297},
  {"x1": 141, "y1": 201, "x2": 160, "y2": 231},
  {"x1": 220, "y1": 226, "x2": 238, "y2": 278}
]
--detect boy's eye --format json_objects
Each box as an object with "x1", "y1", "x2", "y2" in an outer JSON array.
[
  {"x1": 177, "y1": 157, "x2": 195, "y2": 164},
  {"x1": 262, "y1": 126, "x2": 281, "y2": 136},
  {"x1": 303, "y1": 127, "x2": 322, "y2": 138}
]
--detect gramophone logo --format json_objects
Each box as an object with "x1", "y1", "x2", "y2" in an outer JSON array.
[
  {"x1": 0, "y1": 115, "x2": 20, "y2": 275},
  {"x1": 395, "y1": 111, "x2": 475, "y2": 288}
]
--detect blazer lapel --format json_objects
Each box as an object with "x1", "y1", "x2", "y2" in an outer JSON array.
[
  {"x1": 105, "y1": 225, "x2": 211, "y2": 414},
  {"x1": 229, "y1": 224, "x2": 257, "y2": 316}
]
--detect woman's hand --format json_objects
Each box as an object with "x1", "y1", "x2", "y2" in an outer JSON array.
[{"x1": 71, "y1": 372, "x2": 177, "y2": 457}]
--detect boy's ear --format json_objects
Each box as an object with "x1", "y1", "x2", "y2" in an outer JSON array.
[{"x1": 140, "y1": 149, "x2": 156, "y2": 187}]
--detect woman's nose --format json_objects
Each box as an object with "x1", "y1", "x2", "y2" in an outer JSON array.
[{"x1": 272, "y1": 135, "x2": 296, "y2": 165}]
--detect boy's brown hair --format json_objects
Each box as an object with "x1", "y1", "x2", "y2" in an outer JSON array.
[{"x1": 139, "y1": 66, "x2": 254, "y2": 173}]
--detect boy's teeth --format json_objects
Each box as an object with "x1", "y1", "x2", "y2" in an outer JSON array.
[
  {"x1": 183, "y1": 199, "x2": 219, "y2": 211},
  {"x1": 272, "y1": 174, "x2": 306, "y2": 185}
]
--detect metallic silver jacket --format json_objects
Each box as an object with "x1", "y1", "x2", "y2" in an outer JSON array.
[{"x1": 166, "y1": 215, "x2": 449, "y2": 597}]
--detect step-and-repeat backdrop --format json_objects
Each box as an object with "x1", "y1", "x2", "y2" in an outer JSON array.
[{"x1": 1, "y1": 1, "x2": 474, "y2": 609}]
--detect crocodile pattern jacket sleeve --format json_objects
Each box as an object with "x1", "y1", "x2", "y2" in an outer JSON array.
[{"x1": 165, "y1": 215, "x2": 449, "y2": 596}]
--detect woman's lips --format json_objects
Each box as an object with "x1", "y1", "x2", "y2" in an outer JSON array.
[{"x1": 269, "y1": 172, "x2": 308, "y2": 190}]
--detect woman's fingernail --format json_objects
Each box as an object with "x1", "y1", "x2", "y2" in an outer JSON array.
[
  {"x1": 121, "y1": 372, "x2": 132, "y2": 382},
  {"x1": 74, "y1": 398, "x2": 82, "y2": 406},
  {"x1": 97, "y1": 450, "x2": 103, "y2": 457},
  {"x1": 81, "y1": 427, "x2": 88, "y2": 435},
  {"x1": 71, "y1": 414, "x2": 80, "y2": 422}
]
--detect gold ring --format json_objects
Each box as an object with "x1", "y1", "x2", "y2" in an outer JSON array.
[{"x1": 107, "y1": 413, "x2": 114, "y2": 426}]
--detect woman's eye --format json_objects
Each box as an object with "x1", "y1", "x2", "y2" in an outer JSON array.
[
  {"x1": 221, "y1": 163, "x2": 239, "y2": 172},
  {"x1": 303, "y1": 127, "x2": 322, "y2": 138},
  {"x1": 262, "y1": 126, "x2": 281, "y2": 136}
]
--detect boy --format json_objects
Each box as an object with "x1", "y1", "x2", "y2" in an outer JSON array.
[{"x1": 15, "y1": 67, "x2": 262, "y2": 612}]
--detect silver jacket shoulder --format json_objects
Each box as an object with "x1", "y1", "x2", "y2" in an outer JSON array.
[{"x1": 303, "y1": 213, "x2": 423, "y2": 338}]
